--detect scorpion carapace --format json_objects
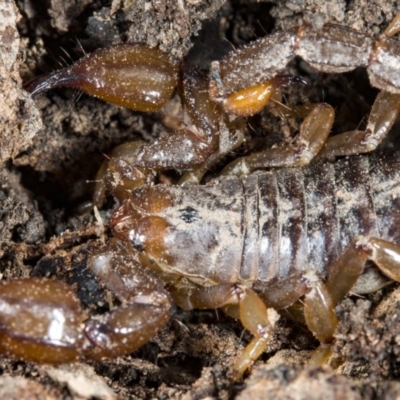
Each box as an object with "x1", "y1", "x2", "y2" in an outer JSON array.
[{"x1": 7, "y1": 11, "x2": 400, "y2": 380}]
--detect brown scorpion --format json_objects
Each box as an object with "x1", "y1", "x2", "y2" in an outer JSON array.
[{"x1": 3, "y1": 12, "x2": 400, "y2": 380}]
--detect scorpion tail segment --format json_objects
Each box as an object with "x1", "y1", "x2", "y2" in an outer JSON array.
[
  {"x1": 24, "y1": 44, "x2": 179, "y2": 112},
  {"x1": 0, "y1": 278, "x2": 84, "y2": 364}
]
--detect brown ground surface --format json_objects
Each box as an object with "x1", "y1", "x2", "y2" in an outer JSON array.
[{"x1": 2, "y1": 0, "x2": 400, "y2": 398}]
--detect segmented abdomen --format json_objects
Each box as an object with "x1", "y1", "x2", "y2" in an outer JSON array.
[{"x1": 242, "y1": 153, "x2": 400, "y2": 284}]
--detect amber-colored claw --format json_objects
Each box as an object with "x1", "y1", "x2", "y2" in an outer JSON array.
[
  {"x1": 24, "y1": 44, "x2": 179, "y2": 112},
  {"x1": 0, "y1": 250, "x2": 172, "y2": 364},
  {"x1": 0, "y1": 278, "x2": 84, "y2": 363}
]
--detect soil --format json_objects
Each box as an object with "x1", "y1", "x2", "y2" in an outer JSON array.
[{"x1": 2, "y1": 0, "x2": 400, "y2": 398}]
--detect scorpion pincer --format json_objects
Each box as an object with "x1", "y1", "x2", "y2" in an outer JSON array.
[{"x1": 3, "y1": 12, "x2": 400, "y2": 380}]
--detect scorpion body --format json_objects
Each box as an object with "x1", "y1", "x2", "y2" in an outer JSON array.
[
  {"x1": 4, "y1": 11, "x2": 400, "y2": 380},
  {"x1": 121, "y1": 152, "x2": 400, "y2": 290}
]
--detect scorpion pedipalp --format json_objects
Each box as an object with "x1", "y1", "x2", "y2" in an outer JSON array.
[
  {"x1": 0, "y1": 247, "x2": 172, "y2": 363},
  {"x1": 25, "y1": 44, "x2": 179, "y2": 112}
]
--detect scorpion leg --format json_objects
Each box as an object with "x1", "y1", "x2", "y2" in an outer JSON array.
[
  {"x1": 229, "y1": 287, "x2": 279, "y2": 381},
  {"x1": 256, "y1": 237, "x2": 394, "y2": 365},
  {"x1": 256, "y1": 271, "x2": 339, "y2": 366},
  {"x1": 304, "y1": 235, "x2": 400, "y2": 365},
  {"x1": 317, "y1": 15, "x2": 400, "y2": 160},
  {"x1": 319, "y1": 91, "x2": 400, "y2": 159},
  {"x1": 325, "y1": 236, "x2": 400, "y2": 303},
  {"x1": 169, "y1": 282, "x2": 279, "y2": 381},
  {"x1": 221, "y1": 103, "x2": 335, "y2": 176},
  {"x1": 171, "y1": 276, "x2": 340, "y2": 379}
]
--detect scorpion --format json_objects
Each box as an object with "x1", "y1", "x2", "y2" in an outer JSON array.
[{"x1": 3, "y1": 12, "x2": 400, "y2": 381}]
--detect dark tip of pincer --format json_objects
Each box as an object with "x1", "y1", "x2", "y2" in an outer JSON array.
[{"x1": 23, "y1": 68, "x2": 76, "y2": 97}]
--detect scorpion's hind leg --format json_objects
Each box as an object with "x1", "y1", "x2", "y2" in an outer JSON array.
[
  {"x1": 325, "y1": 235, "x2": 400, "y2": 298},
  {"x1": 304, "y1": 236, "x2": 400, "y2": 366},
  {"x1": 171, "y1": 276, "x2": 337, "y2": 380},
  {"x1": 260, "y1": 271, "x2": 340, "y2": 367}
]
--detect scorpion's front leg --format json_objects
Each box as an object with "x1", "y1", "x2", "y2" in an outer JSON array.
[
  {"x1": 221, "y1": 102, "x2": 335, "y2": 176},
  {"x1": 318, "y1": 91, "x2": 400, "y2": 159}
]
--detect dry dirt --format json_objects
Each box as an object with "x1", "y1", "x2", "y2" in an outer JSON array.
[{"x1": 2, "y1": 0, "x2": 400, "y2": 399}]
